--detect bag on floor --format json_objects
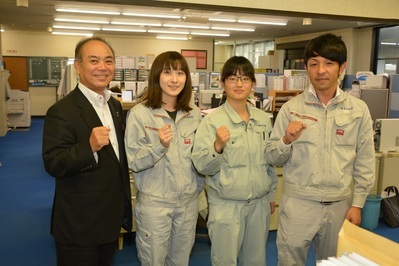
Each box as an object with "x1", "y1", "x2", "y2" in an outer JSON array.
[{"x1": 380, "y1": 186, "x2": 399, "y2": 228}]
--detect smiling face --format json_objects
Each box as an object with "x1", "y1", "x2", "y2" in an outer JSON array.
[
  {"x1": 306, "y1": 55, "x2": 346, "y2": 93},
  {"x1": 159, "y1": 65, "x2": 186, "y2": 103},
  {"x1": 74, "y1": 40, "x2": 115, "y2": 94},
  {"x1": 222, "y1": 71, "x2": 254, "y2": 103}
]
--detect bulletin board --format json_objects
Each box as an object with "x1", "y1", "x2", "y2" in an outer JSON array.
[
  {"x1": 27, "y1": 57, "x2": 68, "y2": 86},
  {"x1": 181, "y1": 49, "x2": 207, "y2": 69}
]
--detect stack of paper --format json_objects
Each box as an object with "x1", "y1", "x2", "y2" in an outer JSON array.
[{"x1": 317, "y1": 252, "x2": 379, "y2": 266}]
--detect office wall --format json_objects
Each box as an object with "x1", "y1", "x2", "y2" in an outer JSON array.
[
  {"x1": 1, "y1": 30, "x2": 214, "y2": 72},
  {"x1": 0, "y1": 32, "x2": 3, "y2": 68},
  {"x1": 274, "y1": 27, "x2": 374, "y2": 75}
]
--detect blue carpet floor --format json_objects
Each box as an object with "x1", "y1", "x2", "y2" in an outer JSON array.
[{"x1": 0, "y1": 117, "x2": 398, "y2": 265}]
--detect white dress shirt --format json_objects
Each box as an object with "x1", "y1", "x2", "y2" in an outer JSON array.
[{"x1": 78, "y1": 83, "x2": 120, "y2": 161}]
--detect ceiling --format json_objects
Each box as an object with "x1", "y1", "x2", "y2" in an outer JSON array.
[{"x1": 0, "y1": 0, "x2": 397, "y2": 44}]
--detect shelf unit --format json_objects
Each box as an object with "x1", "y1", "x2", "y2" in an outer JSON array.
[{"x1": 268, "y1": 90, "x2": 302, "y2": 111}]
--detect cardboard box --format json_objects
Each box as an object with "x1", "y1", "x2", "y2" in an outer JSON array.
[{"x1": 337, "y1": 219, "x2": 399, "y2": 265}]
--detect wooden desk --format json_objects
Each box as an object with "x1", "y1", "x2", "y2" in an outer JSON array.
[{"x1": 122, "y1": 101, "x2": 137, "y2": 111}]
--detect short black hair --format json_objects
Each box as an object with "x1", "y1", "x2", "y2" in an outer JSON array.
[{"x1": 303, "y1": 33, "x2": 347, "y2": 67}]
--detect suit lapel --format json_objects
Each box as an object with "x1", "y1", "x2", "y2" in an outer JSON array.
[{"x1": 73, "y1": 87, "x2": 120, "y2": 164}]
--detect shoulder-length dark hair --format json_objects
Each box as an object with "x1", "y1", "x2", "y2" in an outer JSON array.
[
  {"x1": 140, "y1": 51, "x2": 193, "y2": 112},
  {"x1": 220, "y1": 56, "x2": 256, "y2": 83}
]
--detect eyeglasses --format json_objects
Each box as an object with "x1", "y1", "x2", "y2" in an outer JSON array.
[{"x1": 226, "y1": 75, "x2": 252, "y2": 84}]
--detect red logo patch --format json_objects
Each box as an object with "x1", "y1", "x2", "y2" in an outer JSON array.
[
  {"x1": 184, "y1": 139, "x2": 191, "y2": 144},
  {"x1": 336, "y1": 129, "x2": 344, "y2": 136}
]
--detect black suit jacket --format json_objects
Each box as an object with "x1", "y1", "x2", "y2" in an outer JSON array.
[{"x1": 42, "y1": 86, "x2": 132, "y2": 246}]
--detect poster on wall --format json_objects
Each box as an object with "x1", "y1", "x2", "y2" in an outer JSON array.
[{"x1": 181, "y1": 50, "x2": 207, "y2": 69}]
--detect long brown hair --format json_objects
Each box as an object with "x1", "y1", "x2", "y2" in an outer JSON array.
[{"x1": 140, "y1": 51, "x2": 193, "y2": 112}]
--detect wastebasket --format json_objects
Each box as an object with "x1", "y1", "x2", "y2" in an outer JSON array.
[{"x1": 360, "y1": 194, "x2": 382, "y2": 230}]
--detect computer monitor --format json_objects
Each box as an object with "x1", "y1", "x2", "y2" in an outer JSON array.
[
  {"x1": 200, "y1": 89, "x2": 223, "y2": 109},
  {"x1": 121, "y1": 90, "x2": 133, "y2": 101}
]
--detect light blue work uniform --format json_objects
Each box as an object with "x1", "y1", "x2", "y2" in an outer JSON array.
[
  {"x1": 125, "y1": 103, "x2": 202, "y2": 266},
  {"x1": 192, "y1": 101, "x2": 278, "y2": 266},
  {"x1": 266, "y1": 86, "x2": 375, "y2": 265}
]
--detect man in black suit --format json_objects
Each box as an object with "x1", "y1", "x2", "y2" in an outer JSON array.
[{"x1": 42, "y1": 37, "x2": 132, "y2": 266}]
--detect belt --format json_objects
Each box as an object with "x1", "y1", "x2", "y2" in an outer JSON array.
[{"x1": 319, "y1": 201, "x2": 340, "y2": 205}]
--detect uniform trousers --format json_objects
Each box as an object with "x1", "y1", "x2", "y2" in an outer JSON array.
[
  {"x1": 207, "y1": 188, "x2": 270, "y2": 266},
  {"x1": 277, "y1": 195, "x2": 350, "y2": 266},
  {"x1": 134, "y1": 198, "x2": 198, "y2": 266}
]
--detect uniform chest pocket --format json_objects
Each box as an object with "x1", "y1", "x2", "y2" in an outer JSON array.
[
  {"x1": 179, "y1": 122, "x2": 199, "y2": 158},
  {"x1": 180, "y1": 121, "x2": 199, "y2": 139},
  {"x1": 333, "y1": 112, "x2": 362, "y2": 146},
  {"x1": 224, "y1": 134, "x2": 247, "y2": 168}
]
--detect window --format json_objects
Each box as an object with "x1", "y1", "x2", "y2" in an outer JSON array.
[
  {"x1": 235, "y1": 41, "x2": 274, "y2": 68},
  {"x1": 375, "y1": 26, "x2": 399, "y2": 74}
]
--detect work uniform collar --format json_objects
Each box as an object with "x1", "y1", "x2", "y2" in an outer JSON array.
[
  {"x1": 222, "y1": 100, "x2": 256, "y2": 124},
  {"x1": 308, "y1": 84, "x2": 341, "y2": 106}
]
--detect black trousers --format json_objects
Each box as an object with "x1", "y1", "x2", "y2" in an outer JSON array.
[{"x1": 55, "y1": 240, "x2": 117, "y2": 266}]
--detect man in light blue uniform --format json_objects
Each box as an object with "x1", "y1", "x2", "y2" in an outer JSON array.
[{"x1": 266, "y1": 33, "x2": 375, "y2": 265}]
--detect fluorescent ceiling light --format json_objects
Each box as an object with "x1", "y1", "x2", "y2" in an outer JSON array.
[
  {"x1": 209, "y1": 18, "x2": 236, "y2": 23},
  {"x1": 0, "y1": 29, "x2": 4, "y2": 32},
  {"x1": 56, "y1": 8, "x2": 120, "y2": 16},
  {"x1": 52, "y1": 31, "x2": 93, "y2": 37},
  {"x1": 53, "y1": 25, "x2": 101, "y2": 31},
  {"x1": 381, "y1": 42, "x2": 397, "y2": 45},
  {"x1": 111, "y1": 20, "x2": 162, "y2": 27},
  {"x1": 156, "y1": 35, "x2": 188, "y2": 40},
  {"x1": 101, "y1": 27, "x2": 146, "y2": 33},
  {"x1": 148, "y1": 29, "x2": 189, "y2": 35},
  {"x1": 211, "y1": 26, "x2": 255, "y2": 32},
  {"x1": 122, "y1": 12, "x2": 181, "y2": 19},
  {"x1": 237, "y1": 19, "x2": 287, "y2": 26},
  {"x1": 162, "y1": 23, "x2": 210, "y2": 29},
  {"x1": 55, "y1": 17, "x2": 109, "y2": 24},
  {"x1": 191, "y1": 31, "x2": 230, "y2": 37}
]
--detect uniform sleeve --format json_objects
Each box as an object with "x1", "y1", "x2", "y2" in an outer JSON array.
[
  {"x1": 352, "y1": 103, "x2": 376, "y2": 207},
  {"x1": 266, "y1": 165, "x2": 279, "y2": 202},
  {"x1": 42, "y1": 104, "x2": 97, "y2": 178},
  {"x1": 191, "y1": 116, "x2": 223, "y2": 176},
  {"x1": 266, "y1": 105, "x2": 292, "y2": 166},
  {"x1": 124, "y1": 107, "x2": 167, "y2": 172}
]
